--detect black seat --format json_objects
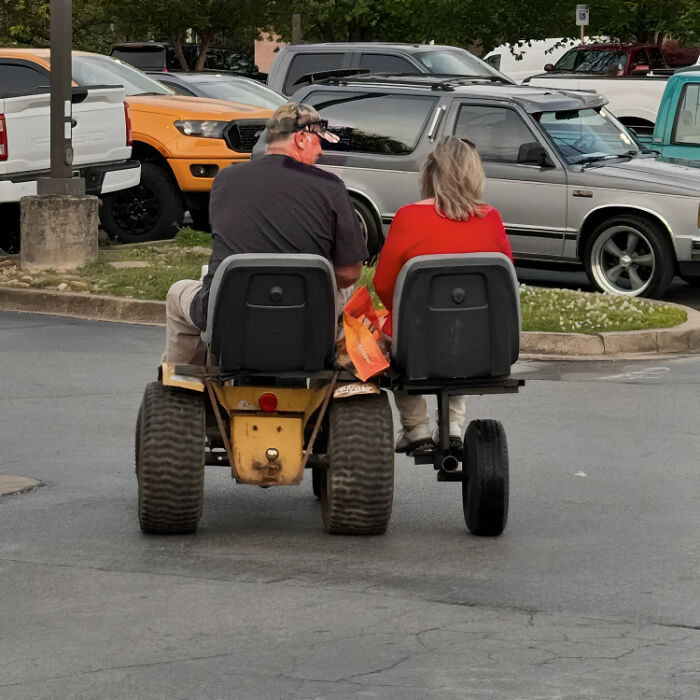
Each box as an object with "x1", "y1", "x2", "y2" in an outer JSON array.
[
  {"x1": 391, "y1": 253, "x2": 520, "y2": 380},
  {"x1": 203, "y1": 254, "x2": 337, "y2": 372}
]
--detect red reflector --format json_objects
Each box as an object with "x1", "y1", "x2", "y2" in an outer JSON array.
[
  {"x1": 0, "y1": 114, "x2": 7, "y2": 161},
  {"x1": 259, "y1": 393, "x2": 278, "y2": 412},
  {"x1": 124, "y1": 102, "x2": 133, "y2": 147}
]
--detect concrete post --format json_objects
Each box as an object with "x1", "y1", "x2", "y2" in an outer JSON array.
[{"x1": 20, "y1": 195, "x2": 99, "y2": 271}]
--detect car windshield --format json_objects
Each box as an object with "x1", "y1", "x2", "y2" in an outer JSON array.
[
  {"x1": 194, "y1": 79, "x2": 284, "y2": 109},
  {"x1": 537, "y1": 107, "x2": 640, "y2": 164},
  {"x1": 417, "y1": 49, "x2": 506, "y2": 80},
  {"x1": 554, "y1": 49, "x2": 628, "y2": 74},
  {"x1": 71, "y1": 55, "x2": 173, "y2": 96}
]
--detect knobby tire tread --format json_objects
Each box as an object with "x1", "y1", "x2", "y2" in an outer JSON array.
[
  {"x1": 137, "y1": 382, "x2": 205, "y2": 534},
  {"x1": 322, "y1": 394, "x2": 395, "y2": 535}
]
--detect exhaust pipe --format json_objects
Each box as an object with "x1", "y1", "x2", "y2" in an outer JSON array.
[{"x1": 441, "y1": 454, "x2": 460, "y2": 472}]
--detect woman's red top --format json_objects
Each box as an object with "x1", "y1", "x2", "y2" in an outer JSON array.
[{"x1": 373, "y1": 203, "x2": 513, "y2": 336}]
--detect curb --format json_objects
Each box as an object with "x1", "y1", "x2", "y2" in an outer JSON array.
[{"x1": 1, "y1": 286, "x2": 699, "y2": 358}]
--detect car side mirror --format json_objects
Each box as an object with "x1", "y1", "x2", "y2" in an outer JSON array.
[
  {"x1": 517, "y1": 142, "x2": 555, "y2": 167},
  {"x1": 544, "y1": 63, "x2": 555, "y2": 72}
]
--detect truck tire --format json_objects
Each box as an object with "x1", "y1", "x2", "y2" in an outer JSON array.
[
  {"x1": 101, "y1": 163, "x2": 185, "y2": 243},
  {"x1": 584, "y1": 215, "x2": 675, "y2": 297},
  {"x1": 137, "y1": 381, "x2": 205, "y2": 534},
  {"x1": 321, "y1": 393, "x2": 394, "y2": 535},
  {"x1": 462, "y1": 419, "x2": 509, "y2": 537},
  {"x1": 351, "y1": 197, "x2": 382, "y2": 259}
]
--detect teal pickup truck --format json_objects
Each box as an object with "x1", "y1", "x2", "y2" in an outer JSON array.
[{"x1": 637, "y1": 66, "x2": 700, "y2": 159}]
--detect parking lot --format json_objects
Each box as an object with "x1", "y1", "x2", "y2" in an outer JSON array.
[{"x1": 1, "y1": 311, "x2": 698, "y2": 699}]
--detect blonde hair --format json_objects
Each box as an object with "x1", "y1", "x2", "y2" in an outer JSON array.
[{"x1": 420, "y1": 136, "x2": 485, "y2": 221}]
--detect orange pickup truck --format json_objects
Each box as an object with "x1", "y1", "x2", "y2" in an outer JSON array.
[{"x1": 0, "y1": 49, "x2": 272, "y2": 242}]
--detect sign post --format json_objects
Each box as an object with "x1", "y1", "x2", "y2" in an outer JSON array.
[{"x1": 576, "y1": 4, "x2": 589, "y2": 43}]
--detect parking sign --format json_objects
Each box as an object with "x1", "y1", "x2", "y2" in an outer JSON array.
[{"x1": 576, "y1": 4, "x2": 589, "y2": 26}]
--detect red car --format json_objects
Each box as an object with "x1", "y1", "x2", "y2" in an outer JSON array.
[{"x1": 545, "y1": 43, "x2": 668, "y2": 76}]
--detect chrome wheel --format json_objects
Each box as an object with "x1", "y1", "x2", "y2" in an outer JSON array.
[{"x1": 589, "y1": 224, "x2": 656, "y2": 295}]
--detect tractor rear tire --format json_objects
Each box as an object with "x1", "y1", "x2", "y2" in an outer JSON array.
[
  {"x1": 137, "y1": 381, "x2": 205, "y2": 534},
  {"x1": 462, "y1": 419, "x2": 509, "y2": 537},
  {"x1": 321, "y1": 393, "x2": 394, "y2": 535}
]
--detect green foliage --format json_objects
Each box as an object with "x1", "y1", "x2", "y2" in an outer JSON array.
[
  {"x1": 519, "y1": 285, "x2": 687, "y2": 333},
  {"x1": 2, "y1": 0, "x2": 697, "y2": 56},
  {"x1": 174, "y1": 227, "x2": 214, "y2": 247}
]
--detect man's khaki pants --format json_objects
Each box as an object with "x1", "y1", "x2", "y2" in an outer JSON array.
[
  {"x1": 163, "y1": 280, "x2": 355, "y2": 365},
  {"x1": 163, "y1": 279, "x2": 207, "y2": 365}
]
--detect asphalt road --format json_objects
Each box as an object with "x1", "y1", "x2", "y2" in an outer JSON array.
[{"x1": 1, "y1": 312, "x2": 698, "y2": 699}]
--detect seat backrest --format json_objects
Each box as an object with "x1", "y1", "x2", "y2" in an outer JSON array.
[
  {"x1": 391, "y1": 253, "x2": 520, "y2": 380},
  {"x1": 203, "y1": 254, "x2": 336, "y2": 372}
]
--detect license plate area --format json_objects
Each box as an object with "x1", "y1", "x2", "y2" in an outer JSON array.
[{"x1": 231, "y1": 415, "x2": 303, "y2": 486}]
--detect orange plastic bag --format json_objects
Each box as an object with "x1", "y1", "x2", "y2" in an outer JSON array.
[{"x1": 335, "y1": 286, "x2": 390, "y2": 381}]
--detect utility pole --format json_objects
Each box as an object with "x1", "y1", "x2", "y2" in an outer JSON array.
[
  {"x1": 292, "y1": 14, "x2": 302, "y2": 45},
  {"x1": 21, "y1": 0, "x2": 98, "y2": 272},
  {"x1": 38, "y1": 0, "x2": 84, "y2": 196}
]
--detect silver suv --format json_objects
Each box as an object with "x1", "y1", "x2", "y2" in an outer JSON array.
[{"x1": 246, "y1": 74, "x2": 700, "y2": 296}]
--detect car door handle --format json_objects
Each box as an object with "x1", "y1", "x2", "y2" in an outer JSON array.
[{"x1": 70, "y1": 118, "x2": 77, "y2": 128}]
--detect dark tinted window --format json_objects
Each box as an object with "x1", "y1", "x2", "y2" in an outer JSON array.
[
  {"x1": 284, "y1": 53, "x2": 345, "y2": 94},
  {"x1": 304, "y1": 91, "x2": 438, "y2": 155},
  {"x1": 359, "y1": 54, "x2": 417, "y2": 73},
  {"x1": 454, "y1": 105, "x2": 536, "y2": 162},
  {"x1": 0, "y1": 64, "x2": 50, "y2": 93},
  {"x1": 110, "y1": 48, "x2": 166, "y2": 71},
  {"x1": 648, "y1": 47, "x2": 667, "y2": 69}
]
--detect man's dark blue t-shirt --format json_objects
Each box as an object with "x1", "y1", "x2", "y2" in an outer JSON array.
[{"x1": 189, "y1": 154, "x2": 368, "y2": 331}]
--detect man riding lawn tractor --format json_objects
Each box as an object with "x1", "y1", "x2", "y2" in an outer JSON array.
[{"x1": 135, "y1": 103, "x2": 524, "y2": 537}]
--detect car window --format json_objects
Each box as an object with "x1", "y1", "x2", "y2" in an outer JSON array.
[
  {"x1": 359, "y1": 54, "x2": 417, "y2": 73},
  {"x1": 648, "y1": 48, "x2": 667, "y2": 69},
  {"x1": 284, "y1": 53, "x2": 345, "y2": 94},
  {"x1": 453, "y1": 105, "x2": 537, "y2": 163},
  {"x1": 70, "y1": 55, "x2": 173, "y2": 95},
  {"x1": 110, "y1": 48, "x2": 165, "y2": 71},
  {"x1": 484, "y1": 54, "x2": 501, "y2": 71},
  {"x1": 417, "y1": 50, "x2": 502, "y2": 79},
  {"x1": 632, "y1": 49, "x2": 650, "y2": 69},
  {"x1": 672, "y1": 83, "x2": 700, "y2": 145},
  {"x1": 538, "y1": 107, "x2": 639, "y2": 163},
  {"x1": 554, "y1": 49, "x2": 628, "y2": 74},
  {"x1": 304, "y1": 90, "x2": 438, "y2": 155},
  {"x1": 0, "y1": 63, "x2": 50, "y2": 93},
  {"x1": 194, "y1": 80, "x2": 285, "y2": 109}
]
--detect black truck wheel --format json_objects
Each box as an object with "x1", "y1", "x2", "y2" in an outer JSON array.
[
  {"x1": 462, "y1": 419, "x2": 509, "y2": 537},
  {"x1": 101, "y1": 163, "x2": 185, "y2": 243},
  {"x1": 321, "y1": 393, "x2": 394, "y2": 535},
  {"x1": 137, "y1": 381, "x2": 205, "y2": 534}
]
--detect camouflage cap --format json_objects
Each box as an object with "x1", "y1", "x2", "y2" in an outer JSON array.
[{"x1": 265, "y1": 102, "x2": 339, "y2": 143}]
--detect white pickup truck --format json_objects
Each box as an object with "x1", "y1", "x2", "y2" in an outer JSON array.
[
  {"x1": 524, "y1": 73, "x2": 670, "y2": 136},
  {"x1": 0, "y1": 85, "x2": 140, "y2": 251}
]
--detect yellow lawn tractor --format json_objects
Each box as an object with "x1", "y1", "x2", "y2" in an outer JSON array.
[{"x1": 135, "y1": 252, "x2": 523, "y2": 537}]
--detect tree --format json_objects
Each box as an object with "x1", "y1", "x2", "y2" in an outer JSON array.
[{"x1": 110, "y1": 0, "x2": 261, "y2": 70}]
